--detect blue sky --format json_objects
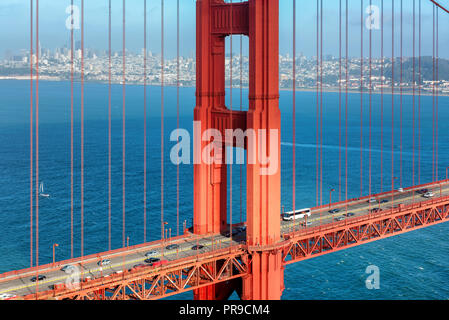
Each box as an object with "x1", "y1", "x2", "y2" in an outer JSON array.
[{"x1": 0, "y1": 0, "x2": 448, "y2": 58}]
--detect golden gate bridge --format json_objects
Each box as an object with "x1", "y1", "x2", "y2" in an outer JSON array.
[{"x1": 0, "y1": 0, "x2": 448, "y2": 300}]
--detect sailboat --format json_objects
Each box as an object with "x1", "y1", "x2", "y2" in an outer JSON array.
[{"x1": 39, "y1": 182, "x2": 50, "y2": 198}]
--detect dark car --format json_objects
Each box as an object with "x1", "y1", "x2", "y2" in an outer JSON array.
[
  {"x1": 329, "y1": 209, "x2": 340, "y2": 214},
  {"x1": 417, "y1": 188, "x2": 428, "y2": 194},
  {"x1": 30, "y1": 275, "x2": 46, "y2": 282},
  {"x1": 165, "y1": 244, "x2": 179, "y2": 250},
  {"x1": 191, "y1": 245, "x2": 204, "y2": 250},
  {"x1": 144, "y1": 257, "x2": 160, "y2": 264},
  {"x1": 345, "y1": 212, "x2": 355, "y2": 217},
  {"x1": 370, "y1": 208, "x2": 382, "y2": 213},
  {"x1": 380, "y1": 199, "x2": 389, "y2": 203}
]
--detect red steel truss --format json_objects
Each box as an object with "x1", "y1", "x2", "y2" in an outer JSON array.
[
  {"x1": 13, "y1": 193, "x2": 448, "y2": 300},
  {"x1": 22, "y1": 247, "x2": 249, "y2": 300},
  {"x1": 283, "y1": 196, "x2": 449, "y2": 265}
]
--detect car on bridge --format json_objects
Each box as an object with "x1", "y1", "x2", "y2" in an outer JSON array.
[
  {"x1": 61, "y1": 265, "x2": 76, "y2": 273},
  {"x1": 344, "y1": 212, "x2": 355, "y2": 217},
  {"x1": 423, "y1": 192, "x2": 435, "y2": 198},
  {"x1": 370, "y1": 208, "x2": 382, "y2": 213},
  {"x1": 192, "y1": 245, "x2": 205, "y2": 250},
  {"x1": 329, "y1": 209, "x2": 340, "y2": 214},
  {"x1": 0, "y1": 293, "x2": 16, "y2": 300},
  {"x1": 417, "y1": 188, "x2": 429, "y2": 194},
  {"x1": 151, "y1": 259, "x2": 169, "y2": 267},
  {"x1": 145, "y1": 250, "x2": 158, "y2": 258},
  {"x1": 367, "y1": 198, "x2": 377, "y2": 203},
  {"x1": 302, "y1": 221, "x2": 312, "y2": 227},
  {"x1": 380, "y1": 199, "x2": 389, "y2": 204},
  {"x1": 166, "y1": 244, "x2": 179, "y2": 250},
  {"x1": 334, "y1": 216, "x2": 345, "y2": 221},
  {"x1": 145, "y1": 257, "x2": 160, "y2": 264},
  {"x1": 30, "y1": 275, "x2": 46, "y2": 282},
  {"x1": 98, "y1": 259, "x2": 111, "y2": 266},
  {"x1": 128, "y1": 264, "x2": 147, "y2": 272}
]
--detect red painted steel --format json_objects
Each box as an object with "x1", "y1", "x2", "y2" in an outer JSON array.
[
  {"x1": 4, "y1": 0, "x2": 449, "y2": 302},
  {"x1": 193, "y1": 0, "x2": 282, "y2": 300}
]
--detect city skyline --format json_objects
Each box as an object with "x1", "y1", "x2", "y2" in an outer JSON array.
[{"x1": 1, "y1": 0, "x2": 449, "y2": 59}]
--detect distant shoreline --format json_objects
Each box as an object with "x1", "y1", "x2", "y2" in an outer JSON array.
[{"x1": 1, "y1": 77, "x2": 448, "y2": 97}]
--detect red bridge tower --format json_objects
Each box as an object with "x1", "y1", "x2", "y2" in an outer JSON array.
[{"x1": 194, "y1": 0, "x2": 283, "y2": 300}]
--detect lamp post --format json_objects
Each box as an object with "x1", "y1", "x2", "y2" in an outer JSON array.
[
  {"x1": 52, "y1": 243, "x2": 59, "y2": 265},
  {"x1": 162, "y1": 222, "x2": 168, "y2": 257}
]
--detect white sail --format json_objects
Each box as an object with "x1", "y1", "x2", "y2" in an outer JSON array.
[{"x1": 39, "y1": 182, "x2": 49, "y2": 197}]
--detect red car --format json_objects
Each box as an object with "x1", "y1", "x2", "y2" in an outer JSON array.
[{"x1": 151, "y1": 259, "x2": 169, "y2": 267}]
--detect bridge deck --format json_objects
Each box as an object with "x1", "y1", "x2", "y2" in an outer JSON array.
[{"x1": 0, "y1": 180, "x2": 448, "y2": 299}]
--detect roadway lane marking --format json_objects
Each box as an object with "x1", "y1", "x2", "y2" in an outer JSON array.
[{"x1": 0, "y1": 237, "x2": 233, "y2": 296}]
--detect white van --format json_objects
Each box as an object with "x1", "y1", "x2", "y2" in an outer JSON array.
[{"x1": 283, "y1": 208, "x2": 311, "y2": 221}]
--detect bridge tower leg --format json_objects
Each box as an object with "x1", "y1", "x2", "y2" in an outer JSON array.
[{"x1": 193, "y1": 0, "x2": 283, "y2": 300}]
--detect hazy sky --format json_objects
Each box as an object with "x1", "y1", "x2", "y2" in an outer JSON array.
[{"x1": 1, "y1": 0, "x2": 448, "y2": 58}]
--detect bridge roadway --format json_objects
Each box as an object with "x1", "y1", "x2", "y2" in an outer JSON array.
[{"x1": 0, "y1": 180, "x2": 448, "y2": 299}]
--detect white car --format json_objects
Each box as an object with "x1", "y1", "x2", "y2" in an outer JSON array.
[
  {"x1": 367, "y1": 198, "x2": 377, "y2": 203},
  {"x1": 145, "y1": 250, "x2": 158, "y2": 258},
  {"x1": 0, "y1": 293, "x2": 15, "y2": 300},
  {"x1": 98, "y1": 259, "x2": 111, "y2": 266},
  {"x1": 398, "y1": 188, "x2": 404, "y2": 193},
  {"x1": 61, "y1": 265, "x2": 76, "y2": 273},
  {"x1": 423, "y1": 192, "x2": 434, "y2": 198}
]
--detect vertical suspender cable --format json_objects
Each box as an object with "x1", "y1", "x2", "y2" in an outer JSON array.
[
  {"x1": 417, "y1": 0, "x2": 421, "y2": 184},
  {"x1": 429, "y1": 3, "x2": 433, "y2": 179},
  {"x1": 345, "y1": 0, "x2": 349, "y2": 203},
  {"x1": 30, "y1": 0, "x2": 34, "y2": 268},
  {"x1": 392, "y1": 0, "x2": 395, "y2": 192},
  {"x1": 293, "y1": 0, "x2": 296, "y2": 213},
  {"x1": 380, "y1": 0, "x2": 384, "y2": 192},
  {"x1": 81, "y1": 0, "x2": 85, "y2": 258},
  {"x1": 70, "y1": 0, "x2": 74, "y2": 259},
  {"x1": 320, "y1": 0, "x2": 323, "y2": 207},
  {"x1": 161, "y1": 0, "x2": 164, "y2": 241},
  {"x1": 316, "y1": 0, "x2": 319, "y2": 207},
  {"x1": 144, "y1": 0, "x2": 147, "y2": 243},
  {"x1": 176, "y1": 0, "x2": 180, "y2": 236},
  {"x1": 230, "y1": 0, "x2": 233, "y2": 240},
  {"x1": 35, "y1": 0, "x2": 39, "y2": 293},
  {"x1": 436, "y1": 7, "x2": 439, "y2": 180},
  {"x1": 122, "y1": 0, "x2": 126, "y2": 248},
  {"x1": 239, "y1": 34, "x2": 243, "y2": 224},
  {"x1": 338, "y1": 0, "x2": 342, "y2": 202},
  {"x1": 369, "y1": 0, "x2": 372, "y2": 197},
  {"x1": 360, "y1": 0, "x2": 363, "y2": 197},
  {"x1": 108, "y1": 0, "x2": 112, "y2": 251},
  {"x1": 412, "y1": 0, "x2": 416, "y2": 188},
  {"x1": 400, "y1": 0, "x2": 403, "y2": 188}
]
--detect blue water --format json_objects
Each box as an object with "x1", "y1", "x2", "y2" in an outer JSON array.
[{"x1": 0, "y1": 80, "x2": 448, "y2": 299}]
